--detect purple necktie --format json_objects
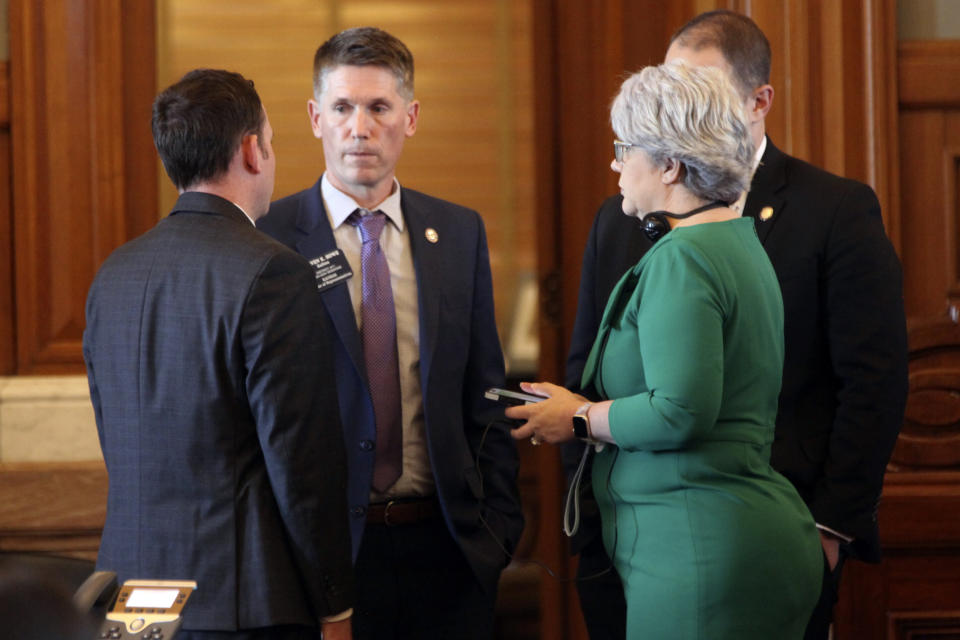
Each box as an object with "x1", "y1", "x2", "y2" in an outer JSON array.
[{"x1": 350, "y1": 209, "x2": 402, "y2": 491}]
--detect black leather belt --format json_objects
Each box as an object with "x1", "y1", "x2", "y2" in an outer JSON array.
[{"x1": 366, "y1": 498, "x2": 439, "y2": 526}]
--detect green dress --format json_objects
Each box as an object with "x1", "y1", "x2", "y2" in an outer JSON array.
[{"x1": 581, "y1": 218, "x2": 822, "y2": 639}]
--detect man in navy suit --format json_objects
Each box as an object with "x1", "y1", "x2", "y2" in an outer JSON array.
[
  {"x1": 83, "y1": 69, "x2": 355, "y2": 639},
  {"x1": 257, "y1": 27, "x2": 524, "y2": 639},
  {"x1": 564, "y1": 11, "x2": 908, "y2": 640}
]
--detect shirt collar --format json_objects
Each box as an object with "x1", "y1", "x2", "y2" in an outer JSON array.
[
  {"x1": 753, "y1": 135, "x2": 767, "y2": 173},
  {"x1": 729, "y1": 136, "x2": 768, "y2": 216},
  {"x1": 320, "y1": 174, "x2": 405, "y2": 232},
  {"x1": 233, "y1": 202, "x2": 257, "y2": 226}
]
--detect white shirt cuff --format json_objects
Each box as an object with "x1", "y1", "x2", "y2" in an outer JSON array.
[
  {"x1": 322, "y1": 608, "x2": 353, "y2": 623},
  {"x1": 815, "y1": 523, "x2": 854, "y2": 543}
]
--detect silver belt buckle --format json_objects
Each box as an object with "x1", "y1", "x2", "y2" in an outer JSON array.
[{"x1": 383, "y1": 499, "x2": 398, "y2": 526}]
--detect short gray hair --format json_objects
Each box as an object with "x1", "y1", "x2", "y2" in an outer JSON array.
[{"x1": 610, "y1": 61, "x2": 754, "y2": 204}]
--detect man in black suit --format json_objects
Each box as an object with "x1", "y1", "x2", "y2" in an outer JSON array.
[
  {"x1": 257, "y1": 28, "x2": 523, "y2": 639},
  {"x1": 564, "y1": 10, "x2": 908, "y2": 639},
  {"x1": 83, "y1": 69, "x2": 355, "y2": 640}
]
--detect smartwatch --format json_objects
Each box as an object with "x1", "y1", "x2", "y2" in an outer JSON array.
[{"x1": 572, "y1": 402, "x2": 593, "y2": 440}]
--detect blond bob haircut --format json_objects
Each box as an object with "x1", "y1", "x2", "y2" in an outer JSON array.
[{"x1": 610, "y1": 61, "x2": 754, "y2": 205}]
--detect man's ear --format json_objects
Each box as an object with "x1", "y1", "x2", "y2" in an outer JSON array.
[
  {"x1": 241, "y1": 134, "x2": 263, "y2": 174},
  {"x1": 661, "y1": 157, "x2": 683, "y2": 185},
  {"x1": 747, "y1": 84, "x2": 774, "y2": 124},
  {"x1": 307, "y1": 98, "x2": 323, "y2": 139},
  {"x1": 405, "y1": 99, "x2": 420, "y2": 137}
]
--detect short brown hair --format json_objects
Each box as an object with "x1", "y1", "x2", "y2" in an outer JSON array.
[
  {"x1": 152, "y1": 69, "x2": 265, "y2": 191},
  {"x1": 313, "y1": 27, "x2": 414, "y2": 101},
  {"x1": 670, "y1": 10, "x2": 771, "y2": 99}
]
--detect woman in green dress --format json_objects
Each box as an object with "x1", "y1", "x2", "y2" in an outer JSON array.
[{"x1": 506, "y1": 62, "x2": 822, "y2": 639}]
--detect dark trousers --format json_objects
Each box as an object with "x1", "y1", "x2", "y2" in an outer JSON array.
[
  {"x1": 177, "y1": 626, "x2": 318, "y2": 640},
  {"x1": 804, "y1": 548, "x2": 847, "y2": 640},
  {"x1": 575, "y1": 536, "x2": 626, "y2": 640},
  {"x1": 353, "y1": 517, "x2": 495, "y2": 640}
]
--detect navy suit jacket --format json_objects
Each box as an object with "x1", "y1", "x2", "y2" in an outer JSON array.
[
  {"x1": 257, "y1": 180, "x2": 524, "y2": 593},
  {"x1": 83, "y1": 192, "x2": 355, "y2": 630},
  {"x1": 565, "y1": 139, "x2": 908, "y2": 562}
]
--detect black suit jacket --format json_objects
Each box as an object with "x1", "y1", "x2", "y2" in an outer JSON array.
[
  {"x1": 84, "y1": 193, "x2": 355, "y2": 630},
  {"x1": 565, "y1": 139, "x2": 908, "y2": 561},
  {"x1": 257, "y1": 180, "x2": 524, "y2": 594}
]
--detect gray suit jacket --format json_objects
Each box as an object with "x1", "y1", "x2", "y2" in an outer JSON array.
[{"x1": 84, "y1": 192, "x2": 355, "y2": 630}]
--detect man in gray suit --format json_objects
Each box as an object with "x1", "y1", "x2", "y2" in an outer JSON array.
[{"x1": 83, "y1": 69, "x2": 355, "y2": 639}]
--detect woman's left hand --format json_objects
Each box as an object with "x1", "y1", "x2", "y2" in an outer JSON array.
[{"x1": 505, "y1": 381, "x2": 588, "y2": 445}]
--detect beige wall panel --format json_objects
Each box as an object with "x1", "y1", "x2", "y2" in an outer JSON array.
[
  {"x1": 158, "y1": 0, "x2": 535, "y2": 352},
  {"x1": 157, "y1": 0, "x2": 331, "y2": 212},
  {"x1": 0, "y1": 376, "x2": 100, "y2": 462}
]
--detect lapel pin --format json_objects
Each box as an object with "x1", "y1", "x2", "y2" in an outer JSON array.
[
  {"x1": 425, "y1": 228, "x2": 439, "y2": 243},
  {"x1": 759, "y1": 206, "x2": 774, "y2": 222}
]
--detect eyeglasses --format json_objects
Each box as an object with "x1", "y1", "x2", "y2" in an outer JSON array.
[{"x1": 614, "y1": 140, "x2": 638, "y2": 164}]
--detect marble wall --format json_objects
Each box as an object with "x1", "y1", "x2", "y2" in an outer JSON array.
[{"x1": 0, "y1": 376, "x2": 102, "y2": 462}]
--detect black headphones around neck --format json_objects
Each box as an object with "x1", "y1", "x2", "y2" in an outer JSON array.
[{"x1": 641, "y1": 200, "x2": 728, "y2": 243}]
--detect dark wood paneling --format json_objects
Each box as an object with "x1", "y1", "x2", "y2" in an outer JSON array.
[
  {"x1": 1, "y1": 60, "x2": 14, "y2": 375},
  {"x1": 898, "y1": 112, "x2": 960, "y2": 320},
  {"x1": 888, "y1": 610, "x2": 960, "y2": 640},
  {"x1": 878, "y1": 473, "x2": 960, "y2": 547},
  {"x1": 8, "y1": 0, "x2": 156, "y2": 374},
  {"x1": 837, "y1": 552, "x2": 960, "y2": 640},
  {"x1": 0, "y1": 60, "x2": 9, "y2": 126},
  {"x1": 0, "y1": 462, "x2": 107, "y2": 560},
  {"x1": 899, "y1": 41, "x2": 960, "y2": 109},
  {"x1": 530, "y1": 5, "x2": 572, "y2": 636},
  {"x1": 891, "y1": 319, "x2": 960, "y2": 471},
  {"x1": 118, "y1": 2, "x2": 158, "y2": 258},
  {"x1": 744, "y1": 0, "x2": 902, "y2": 245},
  {"x1": 897, "y1": 43, "x2": 960, "y2": 325},
  {"x1": 869, "y1": 0, "x2": 903, "y2": 250},
  {"x1": 898, "y1": 40, "x2": 960, "y2": 341},
  {"x1": 834, "y1": 318, "x2": 960, "y2": 639}
]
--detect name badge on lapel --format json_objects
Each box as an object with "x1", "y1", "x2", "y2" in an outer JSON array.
[{"x1": 309, "y1": 249, "x2": 353, "y2": 292}]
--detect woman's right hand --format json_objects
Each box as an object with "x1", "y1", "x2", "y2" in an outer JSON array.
[{"x1": 505, "y1": 381, "x2": 587, "y2": 445}]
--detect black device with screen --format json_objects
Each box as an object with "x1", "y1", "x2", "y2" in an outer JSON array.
[
  {"x1": 93, "y1": 579, "x2": 196, "y2": 639},
  {"x1": 484, "y1": 387, "x2": 544, "y2": 406}
]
